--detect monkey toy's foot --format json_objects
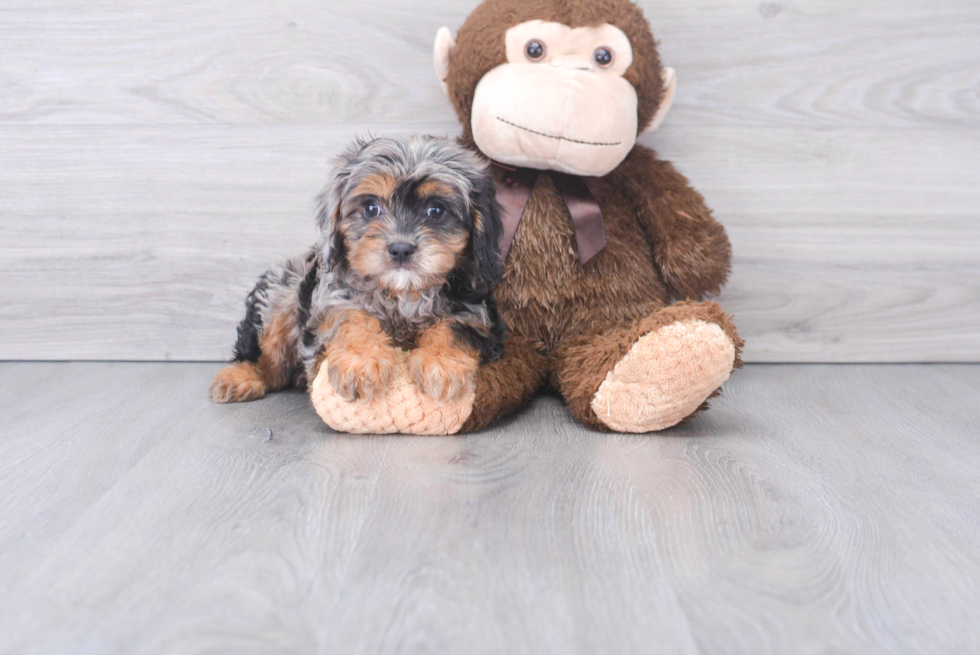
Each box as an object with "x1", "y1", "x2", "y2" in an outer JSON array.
[
  {"x1": 588, "y1": 304, "x2": 741, "y2": 433},
  {"x1": 309, "y1": 336, "x2": 548, "y2": 436},
  {"x1": 309, "y1": 349, "x2": 475, "y2": 435}
]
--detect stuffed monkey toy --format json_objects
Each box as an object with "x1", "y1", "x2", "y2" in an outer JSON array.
[{"x1": 310, "y1": 0, "x2": 742, "y2": 434}]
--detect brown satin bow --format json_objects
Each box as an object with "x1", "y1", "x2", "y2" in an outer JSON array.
[{"x1": 493, "y1": 163, "x2": 607, "y2": 265}]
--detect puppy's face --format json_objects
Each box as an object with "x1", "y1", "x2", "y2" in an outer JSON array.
[
  {"x1": 338, "y1": 175, "x2": 469, "y2": 293},
  {"x1": 319, "y1": 136, "x2": 504, "y2": 297}
]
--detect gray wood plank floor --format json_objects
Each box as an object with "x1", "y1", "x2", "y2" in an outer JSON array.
[{"x1": 1, "y1": 363, "x2": 978, "y2": 654}]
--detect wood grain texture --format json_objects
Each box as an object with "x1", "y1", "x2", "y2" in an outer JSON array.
[
  {"x1": 0, "y1": 0, "x2": 978, "y2": 362},
  {"x1": 1, "y1": 124, "x2": 977, "y2": 362},
  {"x1": 0, "y1": 0, "x2": 976, "y2": 128},
  {"x1": 0, "y1": 363, "x2": 978, "y2": 654}
]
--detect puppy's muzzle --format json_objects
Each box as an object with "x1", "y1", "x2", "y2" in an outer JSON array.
[{"x1": 388, "y1": 242, "x2": 417, "y2": 264}]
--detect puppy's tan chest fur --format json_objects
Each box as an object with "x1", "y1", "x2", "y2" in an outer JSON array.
[{"x1": 494, "y1": 172, "x2": 670, "y2": 352}]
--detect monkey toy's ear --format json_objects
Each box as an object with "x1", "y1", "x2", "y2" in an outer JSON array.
[
  {"x1": 433, "y1": 27, "x2": 456, "y2": 94},
  {"x1": 644, "y1": 67, "x2": 677, "y2": 133}
]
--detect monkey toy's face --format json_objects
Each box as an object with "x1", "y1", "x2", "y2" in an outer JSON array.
[
  {"x1": 473, "y1": 21, "x2": 639, "y2": 177},
  {"x1": 435, "y1": 2, "x2": 676, "y2": 178}
]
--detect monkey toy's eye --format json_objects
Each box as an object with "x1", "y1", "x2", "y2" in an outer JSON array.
[
  {"x1": 594, "y1": 47, "x2": 614, "y2": 68},
  {"x1": 364, "y1": 201, "x2": 381, "y2": 218},
  {"x1": 426, "y1": 204, "x2": 445, "y2": 221},
  {"x1": 524, "y1": 40, "x2": 546, "y2": 62}
]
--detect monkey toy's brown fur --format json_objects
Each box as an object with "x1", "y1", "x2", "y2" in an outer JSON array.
[
  {"x1": 449, "y1": 0, "x2": 743, "y2": 433},
  {"x1": 313, "y1": 0, "x2": 744, "y2": 434},
  {"x1": 463, "y1": 167, "x2": 742, "y2": 431}
]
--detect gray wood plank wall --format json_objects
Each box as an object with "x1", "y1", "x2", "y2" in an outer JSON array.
[{"x1": 1, "y1": 0, "x2": 978, "y2": 362}]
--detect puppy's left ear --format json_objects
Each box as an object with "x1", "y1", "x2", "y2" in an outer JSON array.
[{"x1": 469, "y1": 172, "x2": 504, "y2": 288}]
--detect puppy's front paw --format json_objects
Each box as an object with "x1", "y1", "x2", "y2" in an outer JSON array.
[
  {"x1": 211, "y1": 363, "x2": 267, "y2": 404},
  {"x1": 327, "y1": 348, "x2": 397, "y2": 402},
  {"x1": 407, "y1": 347, "x2": 478, "y2": 403}
]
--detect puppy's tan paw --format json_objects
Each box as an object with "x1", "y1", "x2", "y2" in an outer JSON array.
[
  {"x1": 407, "y1": 347, "x2": 478, "y2": 403},
  {"x1": 327, "y1": 347, "x2": 398, "y2": 402},
  {"x1": 210, "y1": 363, "x2": 267, "y2": 404}
]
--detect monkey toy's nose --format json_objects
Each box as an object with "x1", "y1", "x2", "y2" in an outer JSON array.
[
  {"x1": 551, "y1": 55, "x2": 593, "y2": 72},
  {"x1": 388, "y1": 242, "x2": 417, "y2": 264}
]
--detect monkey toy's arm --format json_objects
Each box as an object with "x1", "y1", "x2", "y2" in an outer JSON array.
[{"x1": 618, "y1": 145, "x2": 733, "y2": 300}]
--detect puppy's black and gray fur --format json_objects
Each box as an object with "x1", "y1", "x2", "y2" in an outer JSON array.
[{"x1": 211, "y1": 135, "x2": 506, "y2": 405}]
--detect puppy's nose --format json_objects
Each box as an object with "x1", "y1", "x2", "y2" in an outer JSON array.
[{"x1": 388, "y1": 242, "x2": 416, "y2": 263}]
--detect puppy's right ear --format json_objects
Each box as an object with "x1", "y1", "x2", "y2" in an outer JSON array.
[
  {"x1": 315, "y1": 139, "x2": 366, "y2": 268},
  {"x1": 314, "y1": 189, "x2": 338, "y2": 236},
  {"x1": 313, "y1": 191, "x2": 344, "y2": 270}
]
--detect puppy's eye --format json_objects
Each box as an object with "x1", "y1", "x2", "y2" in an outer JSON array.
[
  {"x1": 426, "y1": 204, "x2": 445, "y2": 221},
  {"x1": 525, "y1": 40, "x2": 546, "y2": 62},
  {"x1": 363, "y1": 201, "x2": 381, "y2": 218},
  {"x1": 594, "y1": 47, "x2": 614, "y2": 68}
]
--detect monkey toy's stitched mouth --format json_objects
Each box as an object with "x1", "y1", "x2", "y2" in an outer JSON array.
[{"x1": 496, "y1": 117, "x2": 621, "y2": 147}]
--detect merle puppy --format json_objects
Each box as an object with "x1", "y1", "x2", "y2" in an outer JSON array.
[{"x1": 211, "y1": 135, "x2": 506, "y2": 405}]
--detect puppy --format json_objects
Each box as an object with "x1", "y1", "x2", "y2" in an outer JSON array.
[{"x1": 210, "y1": 135, "x2": 506, "y2": 405}]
